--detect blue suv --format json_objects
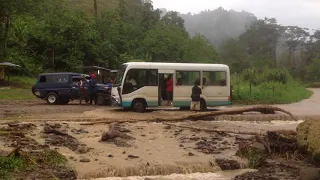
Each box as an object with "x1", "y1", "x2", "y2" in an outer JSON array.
[{"x1": 32, "y1": 72, "x2": 111, "y2": 105}]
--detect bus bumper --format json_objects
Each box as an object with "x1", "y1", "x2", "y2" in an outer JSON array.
[{"x1": 110, "y1": 96, "x2": 120, "y2": 106}]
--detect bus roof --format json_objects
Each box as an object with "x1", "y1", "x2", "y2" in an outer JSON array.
[{"x1": 123, "y1": 62, "x2": 229, "y2": 71}]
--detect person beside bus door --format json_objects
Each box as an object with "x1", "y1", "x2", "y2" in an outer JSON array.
[
  {"x1": 190, "y1": 78, "x2": 202, "y2": 111},
  {"x1": 88, "y1": 73, "x2": 97, "y2": 105},
  {"x1": 166, "y1": 74, "x2": 173, "y2": 106}
]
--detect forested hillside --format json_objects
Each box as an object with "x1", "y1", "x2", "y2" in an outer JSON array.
[
  {"x1": 0, "y1": 0, "x2": 319, "y2": 83},
  {"x1": 0, "y1": 0, "x2": 217, "y2": 75}
]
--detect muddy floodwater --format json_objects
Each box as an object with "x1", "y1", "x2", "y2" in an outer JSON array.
[
  {"x1": 93, "y1": 170, "x2": 258, "y2": 180},
  {"x1": 0, "y1": 88, "x2": 319, "y2": 179}
]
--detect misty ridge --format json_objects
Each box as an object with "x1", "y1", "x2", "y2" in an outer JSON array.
[
  {"x1": 161, "y1": 7, "x2": 257, "y2": 47},
  {"x1": 160, "y1": 6, "x2": 319, "y2": 75}
]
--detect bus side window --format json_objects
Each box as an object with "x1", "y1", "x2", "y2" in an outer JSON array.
[
  {"x1": 176, "y1": 71, "x2": 200, "y2": 86},
  {"x1": 146, "y1": 70, "x2": 158, "y2": 86},
  {"x1": 202, "y1": 71, "x2": 227, "y2": 86}
]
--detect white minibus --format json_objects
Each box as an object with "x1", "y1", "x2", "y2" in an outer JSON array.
[{"x1": 111, "y1": 62, "x2": 231, "y2": 112}]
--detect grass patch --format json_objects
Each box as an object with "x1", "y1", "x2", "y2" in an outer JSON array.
[
  {"x1": 0, "y1": 88, "x2": 35, "y2": 100},
  {"x1": 0, "y1": 155, "x2": 31, "y2": 179},
  {"x1": 0, "y1": 150, "x2": 75, "y2": 180},
  {"x1": 231, "y1": 69, "x2": 313, "y2": 104},
  {"x1": 232, "y1": 82, "x2": 312, "y2": 104}
]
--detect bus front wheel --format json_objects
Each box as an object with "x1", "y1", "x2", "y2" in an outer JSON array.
[{"x1": 132, "y1": 99, "x2": 146, "y2": 113}]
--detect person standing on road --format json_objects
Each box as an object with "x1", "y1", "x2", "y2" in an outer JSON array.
[
  {"x1": 190, "y1": 78, "x2": 202, "y2": 111},
  {"x1": 78, "y1": 76, "x2": 88, "y2": 105},
  {"x1": 88, "y1": 73, "x2": 97, "y2": 105},
  {"x1": 166, "y1": 74, "x2": 173, "y2": 106}
]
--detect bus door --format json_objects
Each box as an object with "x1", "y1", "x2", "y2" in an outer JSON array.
[{"x1": 158, "y1": 69, "x2": 174, "y2": 106}]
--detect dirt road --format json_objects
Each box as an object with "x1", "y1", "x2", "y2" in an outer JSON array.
[{"x1": 1, "y1": 88, "x2": 319, "y2": 122}]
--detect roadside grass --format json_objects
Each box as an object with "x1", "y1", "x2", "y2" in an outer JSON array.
[
  {"x1": 0, "y1": 88, "x2": 35, "y2": 100},
  {"x1": 231, "y1": 69, "x2": 313, "y2": 105},
  {"x1": 232, "y1": 81, "x2": 312, "y2": 104},
  {"x1": 0, "y1": 76, "x2": 35, "y2": 100}
]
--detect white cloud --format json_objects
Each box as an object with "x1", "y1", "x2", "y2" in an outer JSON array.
[{"x1": 152, "y1": 0, "x2": 320, "y2": 30}]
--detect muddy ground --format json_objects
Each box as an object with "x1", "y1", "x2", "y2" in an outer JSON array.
[{"x1": 0, "y1": 89, "x2": 320, "y2": 179}]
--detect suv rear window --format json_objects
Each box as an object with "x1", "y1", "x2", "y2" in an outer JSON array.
[
  {"x1": 39, "y1": 75, "x2": 69, "y2": 84},
  {"x1": 39, "y1": 76, "x2": 46, "y2": 83}
]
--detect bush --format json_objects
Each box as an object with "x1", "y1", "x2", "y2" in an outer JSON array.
[
  {"x1": 9, "y1": 76, "x2": 36, "y2": 89},
  {"x1": 232, "y1": 68, "x2": 313, "y2": 104}
]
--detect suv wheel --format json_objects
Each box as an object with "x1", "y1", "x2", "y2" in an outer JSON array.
[
  {"x1": 46, "y1": 92, "x2": 59, "y2": 105},
  {"x1": 96, "y1": 93, "x2": 106, "y2": 105},
  {"x1": 132, "y1": 100, "x2": 146, "y2": 113}
]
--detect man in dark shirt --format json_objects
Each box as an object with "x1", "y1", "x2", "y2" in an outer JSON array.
[
  {"x1": 88, "y1": 74, "x2": 97, "y2": 105},
  {"x1": 190, "y1": 78, "x2": 202, "y2": 111}
]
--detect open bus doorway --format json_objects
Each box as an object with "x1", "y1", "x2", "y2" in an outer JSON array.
[{"x1": 158, "y1": 73, "x2": 174, "y2": 107}]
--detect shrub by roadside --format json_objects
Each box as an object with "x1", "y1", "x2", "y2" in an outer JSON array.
[
  {"x1": 0, "y1": 76, "x2": 36, "y2": 89},
  {"x1": 305, "y1": 82, "x2": 320, "y2": 88},
  {"x1": 0, "y1": 88, "x2": 35, "y2": 100}
]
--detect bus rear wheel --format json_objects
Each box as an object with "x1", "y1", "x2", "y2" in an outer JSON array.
[{"x1": 132, "y1": 100, "x2": 146, "y2": 113}]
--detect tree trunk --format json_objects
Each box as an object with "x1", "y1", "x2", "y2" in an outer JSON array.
[
  {"x1": 154, "y1": 105, "x2": 297, "y2": 122},
  {"x1": 288, "y1": 47, "x2": 292, "y2": 66},
  {"x1": 93, "y1": 0, "x2": 98, "y2": 18},
  {"x1": 272, "y1": 44, "x2": 277, "y2": 68},
  {"x1": 52, "y1": 47, "x2": 55, "y2": 67},
  {"x1": 0, "y1": 16, "x2": 10, "y2": 61}
]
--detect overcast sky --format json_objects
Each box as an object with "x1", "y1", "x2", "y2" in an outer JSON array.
[{"x1": 152, "y1": 0, "x2": 320, "y2": 31}]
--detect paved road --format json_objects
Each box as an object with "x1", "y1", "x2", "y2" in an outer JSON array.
[
  {"x1": 216, "y1": 88, "x2": 320, "y2": 116},
  {"x1": 151, "y1": 88, "x2": 320, "y2": 116},
  {"x1": 275, "y1": 88, "x2": 320, "y2": 116}
]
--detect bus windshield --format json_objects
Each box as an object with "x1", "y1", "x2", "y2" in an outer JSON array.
[{"x1": 114, "y1": 64, "x2": 127, "y2": 86}]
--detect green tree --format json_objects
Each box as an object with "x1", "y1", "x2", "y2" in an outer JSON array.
[
  {"x1": 218, "y1": 39, "x2": 250, "y2": 73},
  {"x1": 306, "y1": 58, "x2": 320, "y2": 82},
  {"x1": 142, "y1": 22, "x2": 188, "y2": 62},
  {"x1": 161, "y1": 11, "x2": 185, "y2": 30},
  {"x1": 0, "y1": 0, "x2": 42, "y2": 61},
  {"x1": 283, "y1": 26, "x2": 309, "y2": 69},
  {"x1": 239, "y1": 18, "x2": 283, "y2": 67},
  {"x1": 183, "y1": 34, "x2": 218, "y2": 63}
]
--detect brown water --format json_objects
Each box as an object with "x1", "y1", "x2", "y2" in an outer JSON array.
[{"x1": 90, "y1": 169, "x2": 257, "y2": 180}]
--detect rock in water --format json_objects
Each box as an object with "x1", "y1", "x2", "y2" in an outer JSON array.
[
  {"x1": 80, "y1": 158, "x2": 90, "y2": 163},
  {"x1": 297, "y1": 120, "x2": 320, "y2": 160},
  {"x1": 215, "y1": 158, "x2": 241, "y2": 170}
]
